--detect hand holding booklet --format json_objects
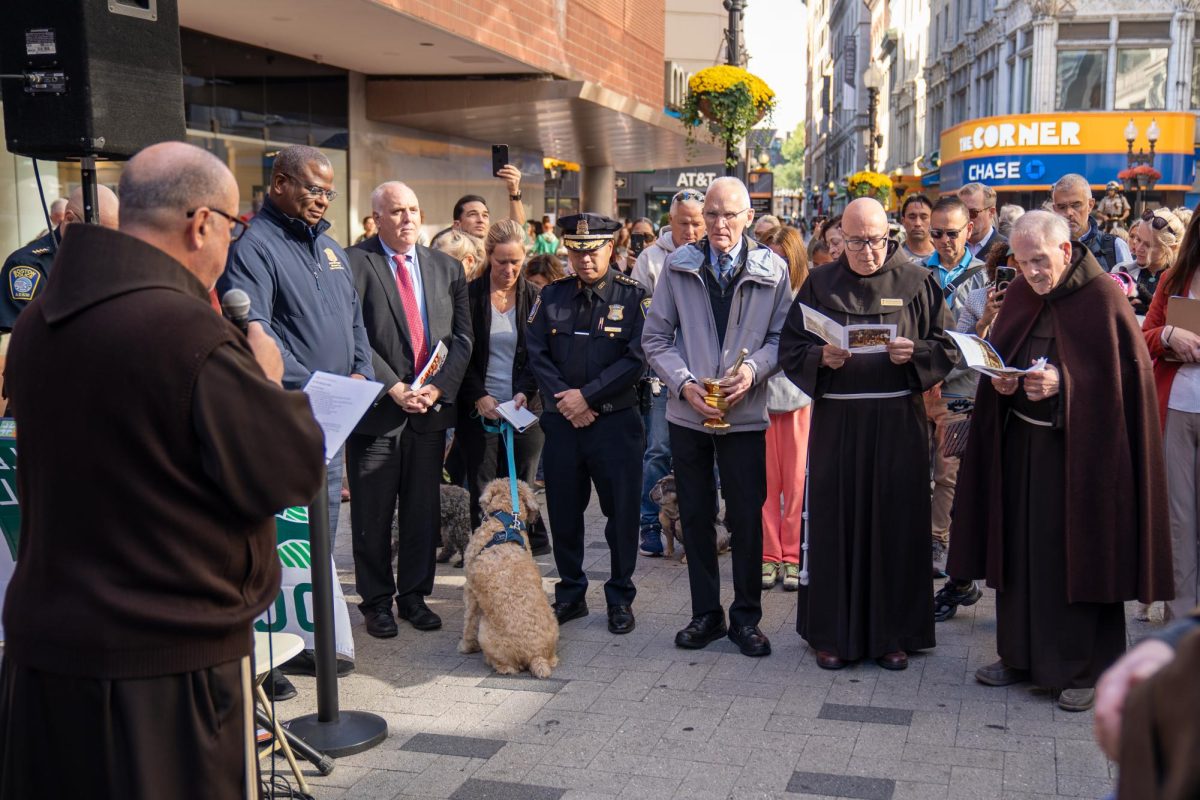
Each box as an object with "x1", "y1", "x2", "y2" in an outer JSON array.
[
  {"x1": 411, "y1": 341, "x2": 449, "y2": 390},
  {"x1": 800, "y1": 304, "x2": 896, "y2": 353},
  {"x1": 496, "y1": 400, "x2": 539, "y2": 433},
  {"x1": 946, "y1": 331, "x2": 1047, "y2": 378}
]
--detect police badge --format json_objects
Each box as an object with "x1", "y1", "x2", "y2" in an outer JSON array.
[{"x1": 606, "y1": 305, "x2": 624, "y2": 321}]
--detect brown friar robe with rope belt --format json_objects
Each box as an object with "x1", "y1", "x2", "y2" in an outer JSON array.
[
  {"x1": 947, "y1": 244, "x2": 1172, "y2": 689},
  {"x1": 780, "y1": 243, "x2": 957, "y2": 661}
]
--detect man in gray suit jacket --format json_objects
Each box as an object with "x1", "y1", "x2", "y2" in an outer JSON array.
[{"x1": 346, "y1": 181, "x2": 472, "y2": 637}]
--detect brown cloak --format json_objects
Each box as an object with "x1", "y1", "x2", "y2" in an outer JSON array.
[{"x1": 947, "y1": 244, "x2": 1172, "y2": 604}]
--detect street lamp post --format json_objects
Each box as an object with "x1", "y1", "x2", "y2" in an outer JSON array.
[
  {"x1": 1123, "y1": 117, "x2": 1160, "y2": 218},
  {"x1": 862, "y1": 63, "x2": 885, "y2": 173},
  {"x1": 723, "y1": 0, "x2": 748, "y2": 177}
]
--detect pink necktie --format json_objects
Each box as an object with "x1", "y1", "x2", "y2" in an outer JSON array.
[{"x1": 393, "y1": 254, "x2": 428, "y2": 369}]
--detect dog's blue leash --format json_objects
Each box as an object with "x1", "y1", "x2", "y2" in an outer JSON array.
[{"x1": 480, "y1": 416, "x2": 521, "y2": 520}]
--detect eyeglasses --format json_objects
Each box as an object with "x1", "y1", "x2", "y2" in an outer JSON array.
[
  {"x1": 844, "y1": 236, "x2": 888, "y2": 251},
  {"x1": 930, "y1": 226, "x2": 967, "y2": 240},
  {"x1": 1142, "y1": 210, "x2": 1183, "y2": 236},
  {"x1": 672, "y1": 190, "x2": 704, "y2": 203},
  {"x1": 188, "y1": 207, "x2": 247, "y2": 242},
  {"x1": 967, "y1": 206, "x2": 995, "y2": 220},
  {"x1": 703, "y1": 208, "x2": 749, "y2": 226},
  {"x1": 280, "y1": 173, "x2": 338, "y2": 201}
]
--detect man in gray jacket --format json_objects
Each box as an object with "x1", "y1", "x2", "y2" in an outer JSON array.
[{"x1": 643, "y1": 177, "x2": 793, "y2": 657}]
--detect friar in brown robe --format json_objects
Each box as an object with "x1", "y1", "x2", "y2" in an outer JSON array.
[
  {"x1": 948, "y1": 211, "x2": 1172, "y2": 698},
  {"x1": 781, "y1": 197, "x2": 958, "y2": 668}
]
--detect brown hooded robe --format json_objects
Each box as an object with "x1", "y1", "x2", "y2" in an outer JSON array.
[{"x1": 948, "y1": 245, "x2": 1172, "y2": 688}]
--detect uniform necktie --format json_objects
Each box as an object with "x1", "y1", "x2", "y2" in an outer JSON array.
[
  {"x1": 717, "y1": 253, "x2": 734, "y2": 289},
  {"x1": 575, "y1": 286, "x2": 595, "y2": 334},
  {"x1": 393, "y1": 253, "x2": 428, "y2": 369}
]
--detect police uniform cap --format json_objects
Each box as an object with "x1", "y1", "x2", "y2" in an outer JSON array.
[{"x1": 559, "y1": 213, "x2": 622, "y2": 252}]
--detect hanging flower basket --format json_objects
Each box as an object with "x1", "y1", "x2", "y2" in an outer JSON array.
[
  {"x1": 1117, "y1": 164, "x2": 1161, "y2": 192},
  {"x1": 846, "y1": 171, "x2": 893, "y2": 206},
  {"x1": 681, "y1": 65, "x2": 776, "y2": 169}
]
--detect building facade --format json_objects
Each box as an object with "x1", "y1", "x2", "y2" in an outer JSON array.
[{"x1": 0, "y1": 0, "x2": 724, "y2": 256}]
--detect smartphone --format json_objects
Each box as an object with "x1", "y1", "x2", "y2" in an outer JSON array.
[
  {"x1": 491, "y1": 144, "x2": 509, "y2": 177},
  {"x1": 630, "y1": 232, "x2": 648, "y2": 256},
  {"x1": 995, "y1": 266, "x2": 1016, "y2": 291}
]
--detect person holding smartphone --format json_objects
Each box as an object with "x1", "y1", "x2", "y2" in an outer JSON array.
[{"x1": 956, "y1": 245, "x2": 1018, "y2": 341}]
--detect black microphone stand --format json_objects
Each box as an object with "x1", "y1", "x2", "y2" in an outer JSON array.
[{"x1": 285, "y1": 465, "x2": 388, "y2": 756}]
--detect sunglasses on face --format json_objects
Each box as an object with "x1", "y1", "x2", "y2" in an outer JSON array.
[
  {"x1": 967, "y1": 207, "x2": 994, "y2": 220},
  {"x1": 929, "y1": 226, "x2": 966, "y2": 240},
  {"x1": 673, "y1": 190, "x2": 704, "y2": 203}
]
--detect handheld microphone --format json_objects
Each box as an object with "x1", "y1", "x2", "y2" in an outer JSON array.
[{"x1": 221, "y1": 289, "x2": 251, "y2": 334}]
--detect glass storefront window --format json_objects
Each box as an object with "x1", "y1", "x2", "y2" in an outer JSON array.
[
  {"x1": 1115, "y1": 48, "x2": 1168, "y2": 110},
  {"x1": 1056, "y1": 50, "x2": 1107, "y2": 111}
]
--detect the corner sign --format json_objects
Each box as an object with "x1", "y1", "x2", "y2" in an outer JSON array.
[{"x1": 959, "y1": 120, "x2": 1082, "y2": 155}]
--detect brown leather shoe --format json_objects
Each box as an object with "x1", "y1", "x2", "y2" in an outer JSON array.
[
  {"x1": 815, "y1": 650, "x2": 845, "y2": 670},
  {"x1": 876, "y1": 651, "x2": 908, "y2": 670}
]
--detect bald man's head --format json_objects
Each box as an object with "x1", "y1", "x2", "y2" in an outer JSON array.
[
  {"x1": 841, "y1": 198, "x2": 891, "y2": 275},
  {"x1": 63, "y1": 184, "x2": 119, "y2": 230},
  {"x1": 118, "y1": 141, "x2": 240, "y2": 289}
]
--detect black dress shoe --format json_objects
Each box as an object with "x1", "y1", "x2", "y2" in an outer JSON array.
[
  {"x1": 728, "y1": 625, "x2": 771, "y2": 657},
  {"x1": 607, "y1": 605, "x2": 635, "y2": 634},
  {"x1": 364, "y1": 606, "x2": 398, "y2": 638},
  {"x1": 279, "y1": 649, "x2": 355, "y2": 677},
  {"x1": 552, "y1": 599, "x2": 589, "y2": 625},
  {"x1": 674, "y1": 613, "x2": 728, "y2": 649},
  {"x1": 264, "y1": 669, "x2": 297, "y2": 701},
  {"x1": 398, "y1": 600, "x2": 442, "y2": 631}
]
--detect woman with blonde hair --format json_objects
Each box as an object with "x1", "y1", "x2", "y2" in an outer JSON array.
[
  {"x1": 756, "y1": 225, "x2": 811, "y2": 591},
  {"x1": 431, "y1": 228, "x2": 485, "y2": 279},
  {"x1": 1121, "y1": 209, "x2": 1185, "y2": 318},
  {"x1": 455, "y1": 219, "x2": 550, "y2": 553}
]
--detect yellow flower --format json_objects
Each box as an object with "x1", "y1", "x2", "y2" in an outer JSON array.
[{"x1": 688, "y1": 66, "x2": 776, "y2": 112}]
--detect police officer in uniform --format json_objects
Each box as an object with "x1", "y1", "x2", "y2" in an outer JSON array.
[
  {"x1": 526, "y1": 213, "x2": 647, "y2": 635},
  {"x1": 0, "y1": 185, "x2": 119, "y2": 332}
]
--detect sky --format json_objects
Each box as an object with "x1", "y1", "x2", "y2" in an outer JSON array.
[{"x1": 744, "y1": 0, "x2": 807, "y2": 137}]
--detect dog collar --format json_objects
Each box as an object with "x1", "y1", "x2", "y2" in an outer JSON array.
[{"x1": 483, "y1": 510, "x2": 526, "y2": 550}]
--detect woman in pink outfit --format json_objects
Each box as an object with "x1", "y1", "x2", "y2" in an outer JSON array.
[{"x1": 757, "y1": 226, "x2": 811, "y2": 590}]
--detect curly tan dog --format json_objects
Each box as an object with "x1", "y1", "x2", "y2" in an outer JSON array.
[{"x1": 458, "y1": 478, "x2": 559, "y2": 678}]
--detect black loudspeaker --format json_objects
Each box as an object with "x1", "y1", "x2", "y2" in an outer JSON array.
[{"x1": 1, "y1": 0, "x2": 185, "y2": 160}]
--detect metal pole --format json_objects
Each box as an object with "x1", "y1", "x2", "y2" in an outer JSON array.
[
  {"x1": 866, "y1": 89, "x2": 878, "y2": 172},
  {"x1": 723, "y1": 0, "x2": 747, "y2": 178},
  {"x1": 286, "y1": 465, "x2": 389, "y2": 757},
  {"x1": 80, "y1": 156, "x2": 99, "y2": 225}
]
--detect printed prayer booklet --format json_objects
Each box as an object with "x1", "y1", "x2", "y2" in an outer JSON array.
[
  {"x1": 303, "y1": 371, "x2": 385, "y2": 463},
  {"x1": 496, "y1": 400, "x2": 539, "y2": 433},
  {"x1": 411, "y1": 341, "x2": 449, "y2": 390},
  {"x1": 799, "y1": 304, "x2": 896, "y2": 354},
  {"x1": 947, "y1": 331, "x2": 1048, "y2": 378}
]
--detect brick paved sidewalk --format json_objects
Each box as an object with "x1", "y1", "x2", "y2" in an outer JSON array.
[{"x1": 270, "y1": 491, "x2": 1156, "y2": 800}]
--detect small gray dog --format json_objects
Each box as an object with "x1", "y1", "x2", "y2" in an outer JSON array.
[
  {"x1": 392, "y1": 484, "x2": 472, "y2": 568},
  {"x1": 649, "y1": 474, "x2": 730, "y2": 561}
]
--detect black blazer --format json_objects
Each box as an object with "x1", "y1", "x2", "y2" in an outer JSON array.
[
  {"x1": 347, "y1": 236, "x2": 472, "y2": 436},
  {"x1": 458, "y1": 271, "x2": 541, "y2": 416}
]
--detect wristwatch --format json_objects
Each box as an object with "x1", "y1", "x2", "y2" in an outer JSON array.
[{"x1": 510, "y1": 192, "x2": 522, "y2": 201}]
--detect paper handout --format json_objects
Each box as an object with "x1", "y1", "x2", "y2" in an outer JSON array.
[
  {"x1": 411, "y1": 341, "x2": 449, "y2": 390},
  {"x1": 947, "y1": 331, "x2": 1048, "y2": 378},
  {"x1": 496, "y1": 400, "x2": 539, "y2": 433},
  {"x1": 799, "y1": 304, "x2": 897, "y2": 354},
  {"x1": 303, "y1": 371, "x2": 385, "y2": 463}
]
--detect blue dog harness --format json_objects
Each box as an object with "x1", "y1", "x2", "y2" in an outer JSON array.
[
  {"x1": 483, "y1": 510, "x2": 527, "y2": 550},
  {"x1": 479, "y1": 417, "x2": 527, "y2": 552}
]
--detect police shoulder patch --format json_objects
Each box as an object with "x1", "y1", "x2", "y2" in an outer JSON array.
[
  {"x1": 9, "y1": 265, "x2": 43, "y2": 302},
  {"x1": 527, "y1": 294, "x2": 543, "y2": 324},
  {"x1": 640, "y1": 297, "x2": 652, "y2": 318}
]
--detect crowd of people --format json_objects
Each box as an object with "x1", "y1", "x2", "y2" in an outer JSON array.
[{"x1": 3, "y1": 140, "x2": 1200, "y2": 797}]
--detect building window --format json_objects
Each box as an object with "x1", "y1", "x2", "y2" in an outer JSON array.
[
  {"x1": 1193, "y1": 46, "x2": 1200, "y2": 108},
  {"x1": 1019, "y1": 55, "x2": 1032, "y2": 113},
  {"x1": 1115, "y1": 48, "x2": 1168, "y2": 109},
  {"x1": 980, "y1": 72, "x2": 995, "y2": 117},
  {"x1": 1056, "y1": 50, "x2": 1107, "y2": 110}
]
